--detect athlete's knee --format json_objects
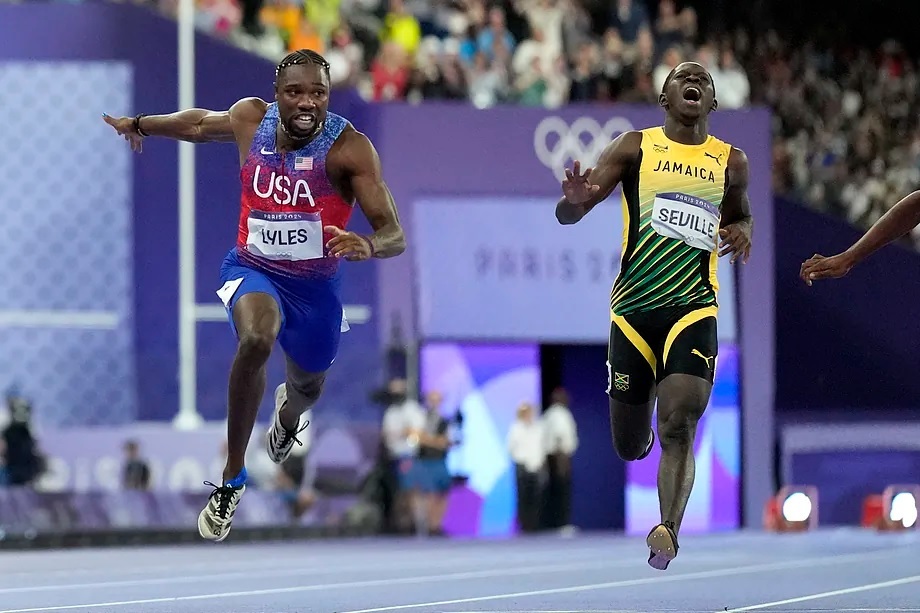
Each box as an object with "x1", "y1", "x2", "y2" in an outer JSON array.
[
  {"x1": 236, "y1": 331, "x2": 275, "y2": 365},
  {"x1": 288, "y1": 373, "x2": 325, "y2": 405},
  {"x1": 657, "y1": 400, "x2": 704, "y2": 449},
  {"x1": 609, "y1": 397, "x2": 653, "y2": 461},
  {"x1": 612, "y1": 430, "x2": 649, "y2": 462}
]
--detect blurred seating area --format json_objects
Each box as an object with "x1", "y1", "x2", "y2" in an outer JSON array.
[{"x1": 147, "y1": 0, "x2": 920, "y2": 248}]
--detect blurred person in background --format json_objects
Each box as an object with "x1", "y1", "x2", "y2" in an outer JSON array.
[
  {"x1": 507, "y1": 402, "x2": 545, "y2": 534},
  {"x1": 2, "y1": 390, "x2": 45, "y2": 488},
  {"x1": 406, "y1": 390, "x2": 452, "y2": 536},
  {"x1": 477, "y1": 5, "x2": 516, "y2": 63},
  {"x1": 380, "y1": 0, "x2": 422, "y2": 57},
  {"x1": 542, "y1": 388, "x2": 579, "y2": 535},
  {"x1": 713, "y1": 48, "x2": 749, "y2": 110},
  {"x1": 609, "y1": 0, "x2": 649, "y2": 45},
  {"x1": 381, "y1": 378, "x2": 425, "y2": 532},
  {"x1": 371, "y1": 40, "x2": 411, "y2": 101},
  {"x1": 103, "y1": 49, "x2": 406, "y2": 542},
  {"x1": 121, "y1": 439, "x2": 151, "y2": 491},
  {"x1": 0, "y1": 438, "x2": 7, "y2": 487},
  {"x1": 556, "y1": 61, "x2": 753, "y2": 569}
]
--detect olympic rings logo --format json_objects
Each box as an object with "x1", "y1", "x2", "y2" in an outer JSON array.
[{"x1": 533, "y1": 116, "x2": 635, "y2": 180}]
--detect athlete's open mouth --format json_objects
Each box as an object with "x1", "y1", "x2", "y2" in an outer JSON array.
[
  {"x1": 292, "y1": 113, "x2": 316, "y2": 131},
  {"x1": 682, "y1": 86, "x2": 701, "y2": 102}
]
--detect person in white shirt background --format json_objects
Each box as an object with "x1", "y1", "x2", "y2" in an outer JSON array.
[
  {"x1": 381, "y1": 378, "x2": 426, "y2": 533},
  {"x1": 506, "y1": 401, "x2": 545, "y2": 534},
  {"x1": 542, "y1": 387, "x2": 579, "y2": 535}
]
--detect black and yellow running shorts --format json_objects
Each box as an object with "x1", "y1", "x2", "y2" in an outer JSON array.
[{"x1": 606, "y1": 304, "x2": 718, "y2": 404}]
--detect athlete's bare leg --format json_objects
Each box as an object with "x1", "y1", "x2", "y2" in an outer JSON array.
[
  {"x1": 278, "y1": 354, "x2": 326, "y2": 430},
  {"x1": 654, "y1": 373, "x2": 711, "y2": 534},
  {"x1": 223, "y1": 293, "x2": 281, "y2": 482},
  {"x1": 609, "y1": 398, "x2": 655, "y2": 461}
]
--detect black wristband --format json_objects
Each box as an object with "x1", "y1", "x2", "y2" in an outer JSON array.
[
  {"x1": 359, "y1": 234, "x2": 376, "y2": 257},
  {"x1": 133, "y1": 113, "x2": 149, "y2": 137}
]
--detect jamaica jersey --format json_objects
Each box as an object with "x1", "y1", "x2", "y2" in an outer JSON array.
[{"x1": 610, "y1": 127, "x2": 733, "y2": 316}]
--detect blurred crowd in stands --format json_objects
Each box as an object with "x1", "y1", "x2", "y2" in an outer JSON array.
[{"x1": 160, "y1": 0, "x2": 920, "y2": 248}]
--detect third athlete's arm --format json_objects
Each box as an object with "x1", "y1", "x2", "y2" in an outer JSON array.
[
  {"x1": 842, "y1": 190, "x2": 920, "y2": 265},
  {"x1": 341, "y1": 130, "x2": 406, "y2": 258},
  {"x1": 555, "y1": 131, "x2": 642, "y2": 225},
  {"x1": 800, "y1": 189, "x2": 920, "y2": 284},
  {"x1": 135, "y1": 97, "x2": 266, "y2": 144}
]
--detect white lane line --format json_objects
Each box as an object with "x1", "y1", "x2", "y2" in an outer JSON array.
[
  {"x1": 339, "y1": 549, "x2": 897, "y2": 613},
  {"x1": 0, "y1": 550, "x2": 757, "y2": 594},
  {"x1": 723, "y1": 574, "x2": 920, "y2": 611},
  {"x1": 0, "y1": 558, "x2": 611, "y2": 595},
  {"x1": 0, "y1": 559, "x2": 622, "y2": 613}
]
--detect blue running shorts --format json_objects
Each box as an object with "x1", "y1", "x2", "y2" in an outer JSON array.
[{"x1": 216, "y1": 248, "x2": 347, "y2": 373}]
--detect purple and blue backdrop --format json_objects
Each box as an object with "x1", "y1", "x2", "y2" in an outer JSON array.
[{"x1": 0, "y1": 2, "x2": 777, "y2": 533}]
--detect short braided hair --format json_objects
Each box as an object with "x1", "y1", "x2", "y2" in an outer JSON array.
[
  {"x1": 275, "y1": 49, "x2": 331, "y2": 82},
  {"x1": 662, "y1": 62, "x2": 716, "y2": 97}
]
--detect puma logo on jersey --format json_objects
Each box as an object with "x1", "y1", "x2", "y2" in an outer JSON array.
[
  {"x1": 704, "y1": 152, "x2": 724, "y2": 166},
  {"x1": 691, "y1": 349, "x2": 714, "y2": 369}
]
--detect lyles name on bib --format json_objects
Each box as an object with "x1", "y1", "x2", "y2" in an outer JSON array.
[
  {"x1": 650, "y1": 192, "x2": 721, "y2": 252},
  {"x1": 246, "y1": 210, "x2": 324, "y2": 261}
]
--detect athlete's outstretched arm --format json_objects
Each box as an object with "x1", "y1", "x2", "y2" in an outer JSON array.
[
  {"x1": 800, "y1": 189, "x2": 920, "y2": 285},
  {"x1": 718, "y1": 147, "x2": 753, "y2": 264},
  {"x1": 325, "y1": 130, "x2": 406, "y2": 261},
  {"x1": 555, "y1": 131, "x2": 642, "y2": 225},
  {"x1": 102, "y1": 98, "x2": 266, "y2": 151}
]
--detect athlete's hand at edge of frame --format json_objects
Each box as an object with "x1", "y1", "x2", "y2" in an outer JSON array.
[{"x1": 799, "y1": 252, "x2": 854, "y2": 286}]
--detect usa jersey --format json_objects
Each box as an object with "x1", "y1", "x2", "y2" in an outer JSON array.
[{"x1": 236, "y1": 104, "x2": 355, "y2": 279}]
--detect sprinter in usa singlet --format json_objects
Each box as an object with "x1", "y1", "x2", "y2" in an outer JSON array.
[
  {"x1": 104, "y1": 49, "x2": 406, "y2": 543},
  {"x1": 554, "y1": 62, "x2": 753, "y2": 571}
]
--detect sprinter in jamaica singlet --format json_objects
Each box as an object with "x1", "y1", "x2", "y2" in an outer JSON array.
[{"x1": 555, "y1": 62, "x2": 753, "y2": 570}]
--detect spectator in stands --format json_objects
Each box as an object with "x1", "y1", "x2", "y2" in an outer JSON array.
[
  {"x1": 507, "y1": 401, "x2": 545, "y2": 533},
  {"x1": 609, "y1": 0, "x2": 649, "y2": 45},
  {"x1": 370, "y1": 40, "x2": 411, "y2": 101},
  {"x1": 176, "y1": 0, "x2": 920, "y2": 250},
  {"x1": 559, "y1": 1, "x2": 594, "y2": 61},
  {"x1": 714, "y1": 47, "x2": 749, "y2": 109},
  {"x1": 325, "y1": 24, "x2": 366, "y2": 88},
  {"x1": 518, "y1": 0, "x2": 563, "y2": 61},
  {"x1": 381, "y1": 0, "x2": 422, "y2": 57},
  {"x1": 477, "y1": 6, "x2": 516, "y2": 63},
  {"x1": 652, "y1": 44, "x2": 683, "y2": 93},
  {"x1": 305, "y1": 0, "x2": 342, "y2": 45},
  {"x1": 468, "y1": 50, "x2": 509, "y2": 108},
  {"x1": 121, "y1": 439, "x2": 151, "y2": 490}
]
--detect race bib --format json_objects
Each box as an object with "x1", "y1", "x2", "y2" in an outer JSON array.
[
  {"x1": 650, "y1": 192, "x2": 720, "y2": 252},
  {"x1": 246, "y1": 210, "x2": 323, "y2": 261}
]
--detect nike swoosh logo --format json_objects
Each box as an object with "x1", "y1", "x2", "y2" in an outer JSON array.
[{"x1": 261, "y1": 147, "x2": 275, "y2": 155}]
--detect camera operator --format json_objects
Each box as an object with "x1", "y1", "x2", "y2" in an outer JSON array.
[{"x1": 2, "y1": 390, "x2": 46, "y2": 487}]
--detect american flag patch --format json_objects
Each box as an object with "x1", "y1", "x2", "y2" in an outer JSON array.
[{"x1": 294, "y1": 156, "x2": 313, "y2": 171}]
